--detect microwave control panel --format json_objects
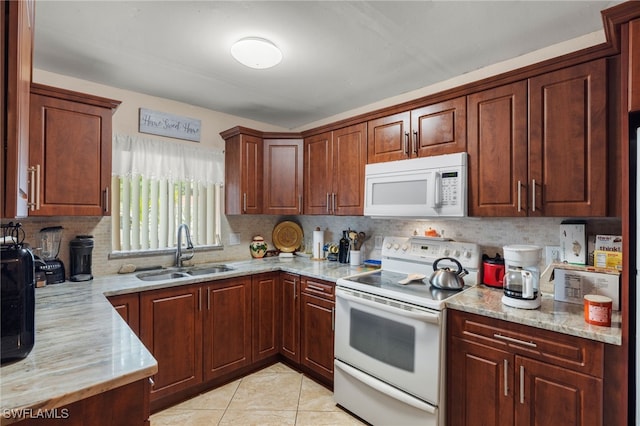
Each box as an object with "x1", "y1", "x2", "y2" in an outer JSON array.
[{"x1": 440, "y1": 171, "x2": 459, "y2": 206}]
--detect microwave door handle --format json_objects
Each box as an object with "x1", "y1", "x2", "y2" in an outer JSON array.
[{"x1": 432, "y1": 172, "x2": 441, "y2": 208}]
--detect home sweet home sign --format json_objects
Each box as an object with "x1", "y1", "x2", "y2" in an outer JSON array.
[{"x1": 139, "y1": 108, "x2": 201, "y2": 142}]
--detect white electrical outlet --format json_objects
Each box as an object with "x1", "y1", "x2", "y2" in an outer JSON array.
[
  {"x1": 374, "y1": 235, "x2": 383, "y2": 249},
  {"x1": 545, "y1": 245, "x2": 561, "y2": 264},
  {"x1": 229, "y1": 232, "x2": 241, "y2": 246}
]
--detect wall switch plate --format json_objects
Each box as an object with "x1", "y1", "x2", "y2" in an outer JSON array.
[
  {"x1": 228, "y1": 232, "x2": 241, "y2": 246},
  {"x1": 374, "y1": 235, "x2": 383, "y2": 249},
  {"x1": 545, "y1": 245, "x2": 561, "y2": 264}
]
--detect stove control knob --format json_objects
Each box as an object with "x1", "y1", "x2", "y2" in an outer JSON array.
[
  {"x1": 443, "y1": 249, "x2": 450, "y2": 256},
  {"x1": 401, "y1": 244, "x2": 408, "y2": 252},
  {"x1": 393, "y1": 243, "x2": 400, "y2": 251},
  {"x1": 453, "y1": 250, "x2": 461, "y2": 257},
  {"x1": 464, "y1": 250, "x2": 472, "y2": 258},
  {"x1": 386, "y1": 243, "x2": 392, "y2": 249}
]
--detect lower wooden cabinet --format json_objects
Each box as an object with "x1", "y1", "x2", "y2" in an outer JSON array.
[
  {"x1": 447, "y1": 310, "x2": 603, "y2": 426},
  {"x1": 280, "y1": 272, "x2": 300, "y2": 363},
  {"x1": 300, "y1": 277, "x2": 335, "y2": 384},
  {"x1": 108, "y1": 293, "x2": 140, "y2": 336},
  {"x1": 252, "y1": 272, "x2": 281, "y2": 362}
]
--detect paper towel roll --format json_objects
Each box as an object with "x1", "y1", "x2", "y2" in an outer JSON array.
[{"x1": 313, "y1": 229, "x2": 324, "y2": 259}]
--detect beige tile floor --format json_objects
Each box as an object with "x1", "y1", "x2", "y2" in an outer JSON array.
[{"x1": 150, "y1": 363, "x2": 367, "y2": 425}]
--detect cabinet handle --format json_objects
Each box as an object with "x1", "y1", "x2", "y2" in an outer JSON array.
[
  {"x1": 493, "y1": 333, "x2": 537, "y2": 348},
  {"x1": 519, "y1": 365, "x2": 525, "y2": 404},
  {"x1": 298, "y1": 195, "x2": 302, "y2": 214},
  {"x1": 243, "y1": 193, "x2": 247, "y2": 213},
  {"x1": 332, "y1": 193, "x2": 336, "y2": 214},
  {"x1": 517, "y1": 180, "x2": 522, "y2": 212},
  {"x1": 326, "y1": 193, "x2": 330, "y2": 213},
  {"x1": 332, "y1": 307, "x2": 335, "y2": 331},
  {"x1": 207, "y1": 288, "x2": 211, "y2": 311},
  {"x1": 412, "y1": 130, "x2": 418, "y2": 155},
  {"x1": 104, "y1": 187, "x2": 109, "y2": 213},
  {"x1": 306, "y1": 284, "x2": 326, "y2": 292},
  {"x1": 503, "y1": 359, "x2": 509, "y2": 397},
  {"x1": 404, "y1": 132, "x2": 410, "y2": 155},
  {"x1": 148, "y1": 377, "x2": 155, "y2": 386},
  {"x1": 293, "y1": 279, "x2": 297, "y2": 299},
  {"x1": 27, "y1": 165, "x2": 40, "y2": 211},
  {"x1": 198, "y1": 288, "x2": 202, "y2": 311},
  {"x1": 531, "y1": 179, "x2": 537, "y2": 212}
]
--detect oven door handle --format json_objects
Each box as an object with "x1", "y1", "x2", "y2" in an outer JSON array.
[
  {"x1": 334, "y1": 359, "x2": 437, "y2": 414},
  {"x1": 336, "y1": 288, "x2": 440, "y2": 325}
]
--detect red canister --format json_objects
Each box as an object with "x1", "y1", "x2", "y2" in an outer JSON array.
[
  {"x1": 482, "y1": 254, "x2": 505, "y2": 288},
  {"x1": 584, "y1": 295, "x2": 612, "y2": 327}
]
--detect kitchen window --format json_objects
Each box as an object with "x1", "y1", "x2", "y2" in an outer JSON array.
[{"x1": 111, "y1": 134, "x2": 224, "y2": 253}]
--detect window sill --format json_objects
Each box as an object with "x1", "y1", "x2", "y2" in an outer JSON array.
[{"x1": 109, "y1": 244, "x2": 224, "y2": 260}]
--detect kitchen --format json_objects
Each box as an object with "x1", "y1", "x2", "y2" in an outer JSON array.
[{"x1": 1, "y1": 1, "x2": 638, "y2": 425}]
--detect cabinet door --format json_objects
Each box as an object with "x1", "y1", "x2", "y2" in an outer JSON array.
[
  {"x1": 367, "y1": 111, "x2": 411, "y2": 163},
  {"x1": 332, "y1": 123, "x2": 366, "y2": 216},
  {"x1": 304, "y1": 132, "x2": 333, "y2": 214},
  {"x1": 251, "y1": 272, "x2": 280, "y2": 362},
  {"x1": 203, "y1": 277, "x2": 252, "y2": 381},
  {"x1": 467, "y1": 82, "x2": 528, "y2": 216},
  {"x1": 263, "y1": 139, "x2": 303, "y2": 215},
  {"x1": 280, "y1": 272, "x2": 300, "y2": 363},
  {"x1": 516, "y1": 356, "x2": 602, "y2": 426},
  {"x1": 3, "y1": 0, "x2": 34, "y2": 219},
  {"x1": 29, "y1": 93, "x2": 112, "y2": 216},
  {"x1": 224, "y1": 133, "x2": 263, "y2": 214},
  {"x1": 529, "y1": 59, "x2": 607, "y2": 216},
  {"x1": 630, "y1": 18, "x2": 640, "y2": 112},
  {"x1": 300, "y1": 291, "x2": 335, "y2": 384},
  {"x1": 448, "y1": 337, "x2": 514, "y2": 426},
  {"x1": 140, "y1": 285, "x2": 202, "y2": 401},
  {"x1": 411, "y1": 96, "x2": 467, "y2": 157},
  {"x1": 108, "y1": 293, "x2": 140, "y2": 337}
]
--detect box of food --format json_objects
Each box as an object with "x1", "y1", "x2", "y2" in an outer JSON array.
[
  {"x1": 593, "y1": 250, "x2": 623, "y2": 270},
  {"x1": 553, "y1": 267, "x2": 620, "y2": 310},
  {"x1": 594, "y1": 235, "x2": 622, "y2": 252},
  {"x1": 559, "y1": 222, "x2": 586, "y2": 265}
]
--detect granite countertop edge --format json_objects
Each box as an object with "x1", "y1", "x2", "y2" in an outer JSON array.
[{"x1": 0, "y1": 256, "x2": 622, "y2": 418}]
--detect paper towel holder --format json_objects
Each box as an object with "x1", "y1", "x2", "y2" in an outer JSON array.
[{"x1": 312, "y1": 226, "x2": 326, "y2": 261}]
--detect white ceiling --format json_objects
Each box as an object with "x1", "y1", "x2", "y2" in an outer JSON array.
[{"x1": 33, "y1": 1, "x2": 622, "y2": 130}]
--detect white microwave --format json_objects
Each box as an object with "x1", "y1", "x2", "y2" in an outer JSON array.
[{"x1": 363, "y1": 152, "x2": 467, "y2": 217}]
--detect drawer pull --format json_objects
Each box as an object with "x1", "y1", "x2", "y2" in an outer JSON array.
[
  {"x1": 503, "y1": 359, "x2": 509, "y2": 397},
  {"x1": 306, "y1": 284, "x2": 327, "y2": 292},
  {"x1": 519, "y1": 365, "x2": 525, "y2": 404},
  {"x1": 493, "y1": 333, "x2": 537, "y2": 348}
]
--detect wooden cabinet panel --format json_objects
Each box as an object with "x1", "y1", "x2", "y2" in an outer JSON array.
[
  {"x1": 467, "y1": 82, "x2": 528, "y2": 216},
  {"x1": 263, "y1": 139, "x2": 303, "y2": 215},
  {"x1": 140, "y1": 285, "x2": 202, "y2": 401},
  {"x1": 3, "y1": 0, "x2": 34, "y2": 218},
  {"x1": 300, "y1": 291, "x2": 335, "y2": 384},
  {"x1": 108, "y1": 293, "x2": 140, "y2": 337},
  {"x1": 28, "y1": 84, "x2": 118, "y2": 216},
  {"x1": 528, "y1": 59, "x2": 607, "y2": 216},
  {"x1": 367, "y1": 112, "x2": 410, "y2": 163},
  {"x1": 251, "y1": 272, "x2": 280, "y2": 362},
  {"x1": 304, "y1": 132, "x2": 333, "y2": 214},
  {"x1": 203, "y1": 277, "x2": 252, "y2": 381},
  {"x1": 332, "y1": 123, "x2": 366, "y2": 215},
  {"x1": 411, "y1": 96, "x2": 467, "y2": 157},
  {"x1": 448, "y1": 337, "x2": 514, "y2": 426},
  {"x1": 280, "y1": 272, "x2": 300, "y2": 363},
  {"x1": 224, "y1": 131, "x2": 263, "y2": 214},
  {"x1": 630, "y1": 18, "x2": 640, "y2": 112},
  {"x1": 516, "y1": 357, "x2": 602, "y2": 426}
]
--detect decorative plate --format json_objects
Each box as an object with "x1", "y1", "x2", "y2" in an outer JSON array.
[{"x1": 272, "y1": 221, "x2": 303, "y2": 253}]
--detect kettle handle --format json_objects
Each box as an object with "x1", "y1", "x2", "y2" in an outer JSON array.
[{"x1": 433, "y1": 257, "x2": 463, "y2": 274}]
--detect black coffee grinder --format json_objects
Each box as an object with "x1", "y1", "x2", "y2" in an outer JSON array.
[{"x1": 36, "y1": 226, "x2": 65, "y2": 284}]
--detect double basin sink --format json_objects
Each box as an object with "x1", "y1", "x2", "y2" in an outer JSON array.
[{"x1": 136, "y1": 264, "x2": 234, "y2": 281}]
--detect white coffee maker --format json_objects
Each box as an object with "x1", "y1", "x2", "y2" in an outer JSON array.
[{"x1": 502, "y1": 245, "x2": 542, "y2": 309}]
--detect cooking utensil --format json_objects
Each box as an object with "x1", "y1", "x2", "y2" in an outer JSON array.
[
  {"x1": 398, "y1": 273, "x2": 426, "y2": 285},
  {"x1": 429, "y1": 257, "x2": 467, "y2": 290}
]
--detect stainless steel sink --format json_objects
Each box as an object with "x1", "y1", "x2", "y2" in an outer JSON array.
[
  {"x1": 136, "y1": 271, "x2": 189, "y2": 281},
  {"x1": 185, "y1": 265, "x2": 233, "y2": 276},
  {"x1": 136, "y1": 265, "x2": 234, "y2": 281}
]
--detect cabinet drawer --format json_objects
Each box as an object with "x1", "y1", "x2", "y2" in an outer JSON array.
[
  {"x1": 301, "y1": 277, "x2": 334, "y2": 300},
  {"x1": 449, "y1": 310, "x2": 603, "y2": 377}
]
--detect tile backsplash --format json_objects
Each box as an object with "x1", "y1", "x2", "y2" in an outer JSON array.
[{"x1": 11, "y1": 214, "x2": 621, "y2": 284}]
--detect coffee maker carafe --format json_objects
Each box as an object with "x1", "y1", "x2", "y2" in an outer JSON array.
[
  {"x1": 36, "y1": 226, "x2": 65, "y2": 284},
  {"x1": 501, "y1": 245, "x2": 542, "y2": 309}
]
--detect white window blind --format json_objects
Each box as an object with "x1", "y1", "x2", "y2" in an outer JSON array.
[{"x1": 111, "y1": 134, "x2": 224, "y2": 252}]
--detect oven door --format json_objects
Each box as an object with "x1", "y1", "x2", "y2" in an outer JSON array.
[{"x1": 334, "y1": 287, "x2": 443, "y2": 404}]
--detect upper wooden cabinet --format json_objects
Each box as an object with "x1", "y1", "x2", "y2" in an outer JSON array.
[
  {"x1": 263, "y1": 138, "x2": 303, "y2": 215},
  {"x1": 28, "y1": 83, "x2": 120, "y2": 216},
  {"x1": 469, "y1": 59, "x2": 608, "y2": 217},
  {"x1": 3, "y1": 0, "x2": 34, "y2": 218},
  {"x1": 630, "y1": 18, "x2": 640, "y2": 112},
  {"x1": 367, "y1": 97, "x2": 466, "y2": 163},
  {"x1": 222, "y1": 127, "x2": 263, "y2": 215},
  {"x1": 304, "y1": 123, "x2": 366, "y2": 215}
]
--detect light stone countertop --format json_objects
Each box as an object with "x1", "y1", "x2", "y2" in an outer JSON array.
[{"x1": 0, "y1": 256, "x2": 622, "y2": 423}]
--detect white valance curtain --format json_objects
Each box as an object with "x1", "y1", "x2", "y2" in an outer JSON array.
[{"x1": 112, "y1": 134, "x2": 224, "y2": 252}]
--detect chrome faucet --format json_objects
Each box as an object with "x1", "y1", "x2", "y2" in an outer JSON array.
[{"x1": 176, "y1": 223, "x2": 194, "y2": 267}]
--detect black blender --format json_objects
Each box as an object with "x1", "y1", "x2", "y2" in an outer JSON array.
[{"x1": 36, "y1": 226, "x2": 65, "y2": 284}]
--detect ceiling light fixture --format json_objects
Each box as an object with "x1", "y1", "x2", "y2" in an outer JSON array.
[{"x1": 231, "y1": 37, "x2": 282, "y2": 70}]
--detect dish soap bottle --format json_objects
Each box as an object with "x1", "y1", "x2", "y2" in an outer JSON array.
[{"x1": 338, "y1": 230, "x2": 350, "y2": 264}]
